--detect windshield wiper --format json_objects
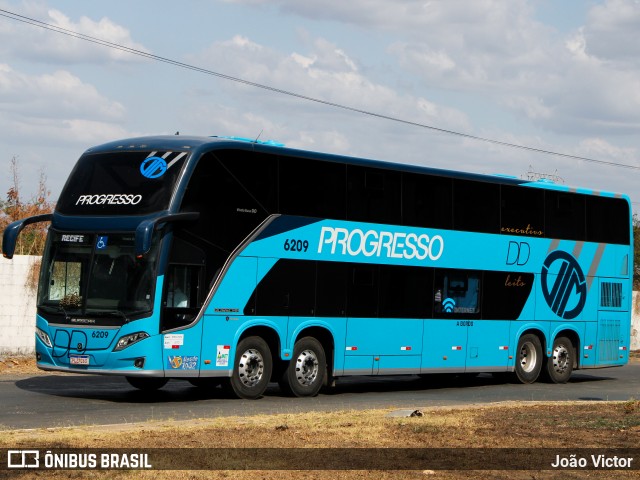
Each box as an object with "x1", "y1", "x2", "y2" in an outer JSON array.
[
  {"x1": 38, "y1": 304, "x2": 66, "y2": 316},
  {"x1": 89, "y1": 310, "x2": 130, "y2": 323}
]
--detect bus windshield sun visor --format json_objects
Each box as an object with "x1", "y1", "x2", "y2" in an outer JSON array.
[
  {"x1": 135, "y1": 212, "x2": 199, "y2": 256},
  {"x1": 2, "y1": 214, "x2": 53, "y2": 259}
]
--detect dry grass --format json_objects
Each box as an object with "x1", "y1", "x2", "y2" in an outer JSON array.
[
  {"x1": 2, "y1": 356, "x2": 640, "y2": 479},
  {"x1": 0, "y1": 355, "x2": 40, "y2": 375},
  {"x1": 2, "y1": 403, "x2": 639, "y2": 480}
]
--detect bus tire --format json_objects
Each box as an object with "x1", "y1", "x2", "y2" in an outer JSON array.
[
  {"x1": 125, "y1": 376, "x2": 168, "y2": 391},
  {"x1": 545, "y1": 336, "x2": 574, "y2": 384},
  {"x1": 227, "y1": 336, "x2": 272, "y2": 400},
  {"x1": 282, "y1": 337, "x2": 326, "y2": 397},
  {"x1": 514, "y1": 334, "x2": 542, "y2": 384}
]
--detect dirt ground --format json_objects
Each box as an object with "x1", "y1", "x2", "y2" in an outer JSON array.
[
  {"x1": 0, "y1": 355, "x2": 39, "y2": 375},
  {"x1": 1, "y1": 354, "x2": 639, "y2": 479}
]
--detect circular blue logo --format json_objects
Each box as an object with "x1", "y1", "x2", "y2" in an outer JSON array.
[
  {"x1": 140, "y1": 157, "x2": 167, "y2": 179},
  {"x1": 541, "y1": 250, "x2": 587, "y2": 320}
]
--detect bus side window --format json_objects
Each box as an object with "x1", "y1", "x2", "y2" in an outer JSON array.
[
  {"x1": 161, "y1": 264, "x2": 203, "y2": 331},
  {"x1": 279, "y1": 157, "x2": 346, "y2": 220},
  {"x1": 402, "y1": 173, "x2": 453, "y2": 230},
  {"x1": 166, "y1": 265, "x2": 192, "y2": 308},
  {"x1": 253, "y1": 259, "x2": 316, "y2": 317},
  {"x1": 161, "y1": 235, "x2": 206, "y2": 331},
  {"x1": 545, "y1": 191, "x2": 586, "y2": 241},
  {"x1": 379, "y1": 265, "x2": 433, "y2": 319},
  {"x1": 347, "y1": 166, "x2": 401, "y2": 225},
  {"x1": 586, "y1": 195, "x2": 630, "y2": 245},
  {"x1": 348, "y1": 264, "x2": 379, "y2": 318},
  {"x1": 453, "y1": 180, "x2": 500, "y2": 234},
  {"x1": 434, "y1": 269, "x2": 481, "y2": 317},
  {"x1": 316, "y1": 261, "x2": 348, "y2": 317},
  {"x1": 500, "y1": 185, "x2": 544, "y2": 237}
]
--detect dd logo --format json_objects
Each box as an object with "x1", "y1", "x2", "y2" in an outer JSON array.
[
  {"x1": 541, "y1": 250, "x2": 587, "y2": 320},
  {"x1": 506, "y1": 241, "x2": 530, "y2": 266}
]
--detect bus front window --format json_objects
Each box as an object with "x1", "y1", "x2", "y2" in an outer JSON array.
[{"x1": 38, "y1": 232, "x2": 160, "y2": 322}]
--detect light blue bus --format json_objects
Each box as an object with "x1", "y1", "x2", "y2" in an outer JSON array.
[{"x1": 2, "y1": 135, "x2": 632, "y2": 399}]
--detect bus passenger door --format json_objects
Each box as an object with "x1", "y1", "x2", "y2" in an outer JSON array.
[{"x1": 160, "y1": 237, "x2": 206, "y2": 375}]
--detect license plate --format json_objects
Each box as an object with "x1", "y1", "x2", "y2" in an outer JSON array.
[{"x1": 70, "y1": 355, "x2": 90, "y2": 366}]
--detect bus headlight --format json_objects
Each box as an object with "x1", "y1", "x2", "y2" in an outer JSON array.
[
  {"x1": 114, "y1": 332, "x2": 149, "y2": 351},
  {"x1": 36, "y1": 327, "x2": 52, "y2": 347}
]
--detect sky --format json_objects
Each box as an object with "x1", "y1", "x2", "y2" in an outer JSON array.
[{"x1": 1, "y1": 0, "x2": 640, "y2": 212}]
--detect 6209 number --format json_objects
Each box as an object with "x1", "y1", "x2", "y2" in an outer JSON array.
[{"x1": 284, "y1": 239, "x2": 309, "y2": 252}]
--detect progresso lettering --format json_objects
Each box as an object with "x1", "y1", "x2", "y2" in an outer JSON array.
[
  {"x1": 75, "y1": 194, "x2": 142, "y2": 206},
  {"x1": 318, "y1": 226, "x2": 444, "y2": 261}
]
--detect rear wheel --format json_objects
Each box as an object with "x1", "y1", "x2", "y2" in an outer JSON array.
[
  {"x1": 226, "y1": 336, "x2": 272, "y2": 399},
  {"x1": 125, "y1": 376, "x2": 168, "y2": 391},
  {"x1": 280, "y1": 337, "x2": 326, "y2": 397},
  {"x1": 514, "y1": 334, "x2": 542, "y2": 384},
  {"x1": 545, "y1": 336, "x2": 574, "y2": 384}
]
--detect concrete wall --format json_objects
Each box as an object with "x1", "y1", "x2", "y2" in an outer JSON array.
[
  {"x1": 632, "y1": 291, "x2": 640, "y2": 351},
  {"x1": 1, "y1": 255, "x2": 640, "y2": 354},
  {"x1": 0, "y1": 255, "x2": 39, "y2": 355}
]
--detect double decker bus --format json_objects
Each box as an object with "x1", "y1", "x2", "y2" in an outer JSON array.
[{"x1": 3, "y1": 135, "x2": 632, "y2": 399}]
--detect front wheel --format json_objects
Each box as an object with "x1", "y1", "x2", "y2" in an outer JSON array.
[
  {"x1": 280, "y1": 337, "x2": 326, "y2": 397},
  {"x1": 226, "y1": 336, "x2": 272, "y2": 399},
  {"x1": 125, "y1": 376, "x2": 168, "y2": 391},
  {"x1": 545, "y1": 336, "x2": 574, "y2": 384},
  {"x1": 514, "y1": 334, "x2": 542, "y2": 384}
]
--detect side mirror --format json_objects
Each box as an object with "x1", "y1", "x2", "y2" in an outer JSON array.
[
  {"x1": 2, "y1": 214, "x2": 53, "y2": 259},
  {"x1": 135, "y1": 212, "x2": 199, "y2": 257}
]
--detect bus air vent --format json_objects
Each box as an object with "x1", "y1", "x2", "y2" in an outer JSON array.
[{"x1": 600, "y1": 282, "x2": 622, "y2": 308}]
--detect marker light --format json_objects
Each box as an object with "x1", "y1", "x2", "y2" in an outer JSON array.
[
  {"x1": 114, "y1": 332, "x2": 150, "y2": 351},
  {"x1": 36, "y1": 327, "x2": 52, "y2": 347}
]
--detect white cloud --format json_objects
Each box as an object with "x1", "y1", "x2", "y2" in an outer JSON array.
[
  {"x1": 0, "y1": 64, "x2": 124, "y2": 120},
  {"x1": 503, "y1": 96, "x2": 553, "y2": 121},
  {"x1": 188, "y1": 34, "x2": 472, "y2": 136},
  {"x1": 227, "y1": 0, "x2": 640, "y2": 141},
  {"x1": 0, "y1": 63, "x2": 129, "y2": 181},
  {"x1": 0, "y1": 4, "x2": 150, "y2": 64},
  {"x1": 576, "y1": 137, "x2": 638, "y2": 165},
  {"x1": 582, "y1": 0, "x2": 640, "y2": 66}
]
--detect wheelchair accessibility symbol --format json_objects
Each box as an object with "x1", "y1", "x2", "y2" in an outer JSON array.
[{"x1": 96, "y1": 236, "x2": 108, "y2": 250}]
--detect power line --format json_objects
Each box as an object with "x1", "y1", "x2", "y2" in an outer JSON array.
[{"x1": 1, "y1": 7, "x2": 640, "y2": 172}]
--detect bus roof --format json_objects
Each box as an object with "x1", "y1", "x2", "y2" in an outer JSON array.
[{"x1": 83, "y1": 135, "x2": 629, "y2": 200}]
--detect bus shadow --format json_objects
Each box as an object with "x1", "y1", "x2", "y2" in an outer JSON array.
[
  {"x1": 15, "y1": 371, "x2": 614, "y2": 403},
  {"x1": 14, "y1": 375, "x2": 236, "y2": 403},
  {"x1": 323, "y1": 372, "x2": 613, "y2": 395}
]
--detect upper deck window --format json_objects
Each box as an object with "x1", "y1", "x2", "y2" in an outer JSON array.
[{"x1": 56, "y1": 151, "x2": 189, "y2": 215}]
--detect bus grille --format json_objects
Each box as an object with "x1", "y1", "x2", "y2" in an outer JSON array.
[
  {"x1": 598, "y1": 318, "x2": 621, "y2": 362},
  {"x1": 600, "y1": 282, "x2": 622, "y2": 308}
]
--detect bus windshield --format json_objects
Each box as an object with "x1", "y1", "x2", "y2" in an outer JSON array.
[
  {"x1": 37, "y1": 232, "x2": 159, "y2": 321},
  {"x1": 55, "y1": 150, "x2": 189, "y2": 216}
]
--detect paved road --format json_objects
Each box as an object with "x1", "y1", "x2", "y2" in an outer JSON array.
[{"x1": 2, "y1": 365, "x2": 639, "y2": 429}]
